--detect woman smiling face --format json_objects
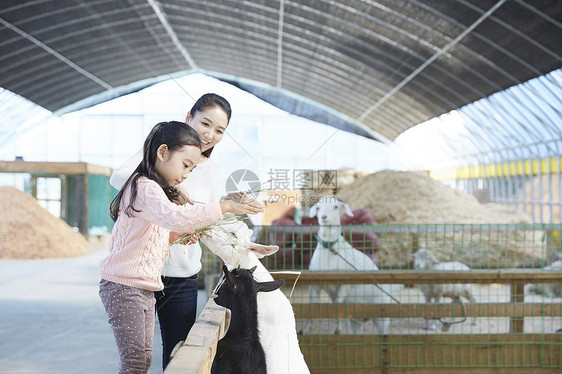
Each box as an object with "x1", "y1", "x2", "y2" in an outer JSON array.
[{"x1": 185, "y1": 105, "x2": 229, "y2": 154}]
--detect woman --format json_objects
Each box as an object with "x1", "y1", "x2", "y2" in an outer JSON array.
[{"x1": 110, "y1": 93, "x2": 241, "y2": 369}]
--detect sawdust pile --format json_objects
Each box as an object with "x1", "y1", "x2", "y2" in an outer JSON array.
[
  {"x1": 0, "y1": 186, "x2": 90, "y2": 259},
  {"x1": 337, "y1": 170, "x2": 531, "y2": 224}
]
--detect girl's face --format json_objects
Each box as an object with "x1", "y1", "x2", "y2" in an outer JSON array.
[
  {"x1": 185, "y1": 106, "x2": 228, "y2": 153},
  {"x1": 155, "y1": 144, "x2": 201, "y2": 186}
]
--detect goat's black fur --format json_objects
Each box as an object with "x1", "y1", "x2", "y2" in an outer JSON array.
[{"x1": 211, "y1": 265, "x2": 284, "y2": 374}]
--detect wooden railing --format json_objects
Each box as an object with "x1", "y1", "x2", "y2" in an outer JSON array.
[
  {"x1": 163, "y1": 299, "x2": 229, "y2": 374},
  {"x1": 165, "y1": 269, "x2": 562, "y2": 374},
  {"x1": 275, "y1": 269, "x2": 562, "y2": 333}
]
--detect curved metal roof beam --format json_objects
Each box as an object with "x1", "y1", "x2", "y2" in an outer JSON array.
[
  {"x1": 410, "y1": 1, "x2": 562, "y2": 134},
  {"x1": 357, "y1": 0, "x2": 507, "y2": 122},
  {"x1": 253, "y1": 41, "x2": 450, "y2": 123},
  {"x1": 272, "y1": 63, "x2": 425, "y2": 130},
  {"x1": 172, "y1": 2, "x2": 502, "y2": 102},
  {"x1": 283, "y1": 4, "x2": 503, "y2": 97},
  {"x1": 171, "y1": 0, "x2": 548, "y2": 133},
  {"x1": 334, "y1": 0, "x2": 530, "y2": 94},
  {"x1": 0, "y1": 17, "x2": 148, "y2": 63},
  {"x1": 204, "y1": 69, "x2": 391, "y2": 143},
  {"x1": 504, "y1": 89, "x2": 561, "y2": 141},
  {"x1": 410, "y1": 0, "x2": 543, "y2": 84},
  {"x1": 276, "y1": 0, "x2": 284, "y2": 88},
  {"x1": 1, "y1": 29, "x2": 180, "y2": 88},
  {"x1": 461, "y1": 106, "x2": 520, "y2": 159},
  {"x1": 476, "y1": 100, "x2": 538, "y2": 158},
  {"x1": 146, "y1": 0, "x2": 197, "y2": 70},
  {"x1": 277, "y1": 29, "x2": 482, "y2": 112},
  {"x1": 459, "y1": 0, "x2": 561, "y2": 62},
  {"x1": 442, "y1": 71, "x2": 562, "y2": 161},
  {"x1": 488, "y1": 72, "x2": 562, "y2": 142},
  {"x1": 0, "y1": 16, "x2": 114, "y2": 91},
  {"x1": 53, "y1": 69, "x2": 197, "y2": 116},
  {"x1": 521, "y1": 75, "x2": 562, "y2": 127},
  {"x1": 487, "y1": 90, "x2": 555, "y2": 143}
]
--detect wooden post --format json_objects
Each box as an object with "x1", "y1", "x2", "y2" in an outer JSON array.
[
  {"x1": 76, "y1": 174, "x2": 88, "y2": 236},
  {"x1": 510, "y1": 280, "x2": 525, "y2": 333}
]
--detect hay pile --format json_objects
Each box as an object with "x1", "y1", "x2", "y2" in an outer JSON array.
[
  {"x1": 334, "y1": 170, "x2": 542, "y2": 268},
  {"x1": 337, "y1": 170, "x2": 531, "y2": 224},
  {"x1": 0, "y1": 186, "x2": 90, "y2": 259}
]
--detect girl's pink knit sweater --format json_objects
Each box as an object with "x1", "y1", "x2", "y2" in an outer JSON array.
[{"x1": 100, "y1": 177, "x2": 222, "y2": 291}]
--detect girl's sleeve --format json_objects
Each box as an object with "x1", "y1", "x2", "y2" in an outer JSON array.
[
  {"x1": 135, "y1": 179, "x2": 223, "y2": 233},
  {"x1": 110, "y1": 149, "x2": 143, "y2": 190}
]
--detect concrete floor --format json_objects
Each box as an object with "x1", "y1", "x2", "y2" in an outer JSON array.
[{"x1": 0, "y1": 237, "x2": 208, "y2": 374}]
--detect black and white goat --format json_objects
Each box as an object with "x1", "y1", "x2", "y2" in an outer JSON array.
[
  {"x1": 212, "y1": 265, "x2": 284, "y2": 374},
  {"x1": 200, "y1": 217, "x2": 311, "y2": 374}
]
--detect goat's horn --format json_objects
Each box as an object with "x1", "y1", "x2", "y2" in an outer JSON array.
[{"x1": 250, "y1": 265, "x2": 257, "y2": 274}]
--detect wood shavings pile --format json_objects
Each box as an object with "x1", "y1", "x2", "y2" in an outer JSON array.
[
  {"x1": 0, "y1": 186, "x2": 90, "y2": 259},
  {"x1": 337, "y1": 170, "x2": 531, "y2": 224}
]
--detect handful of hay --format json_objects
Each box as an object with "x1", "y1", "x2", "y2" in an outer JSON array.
[{"x1": 170, "y1": 214, "x2": 242, "y2": 246}]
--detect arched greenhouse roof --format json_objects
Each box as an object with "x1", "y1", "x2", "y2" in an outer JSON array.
[{"x1": 0, "y1": 0, "x2": 561, "y2": 144}]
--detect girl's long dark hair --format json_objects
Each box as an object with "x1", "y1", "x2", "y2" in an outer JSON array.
[
  {"x1": 189, "y1": 93, "x2": 231, "y2": 158},
  {"x1": 110, "y1": 121, "x2": 201, "y2": 221}
]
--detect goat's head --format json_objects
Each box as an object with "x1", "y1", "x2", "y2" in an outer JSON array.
[
  {"x1": 308, "y1": 197, "x2": 354, "y2": 226},
  {"x1": 199, "y1": 215, "x2": 279, "y2": 267},
  {"x1": 212, "y1": 264, "x2": 285, "y2": 309},
  {"x1": 410, "y1": 248, "x2": 438, "y2": 269}
]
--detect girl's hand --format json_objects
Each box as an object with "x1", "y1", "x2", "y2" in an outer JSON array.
[
  {"x1": 169, "y1": 232, "x2": 199, "y2": 245},
  {"x1": 184, "y1": 233, "x2": 199, "y2": 245},
  {"x1": 174, "y1": 185, "x2": 194, "y2": 206},
  {"x1": 169, "y1": 231, "x2": 184, "y2": 244},
  {"x1": 219, "y1": 198, "x2": 264, "y2": 215}
]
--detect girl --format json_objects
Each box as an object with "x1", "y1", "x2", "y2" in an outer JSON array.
[
  {"x1": 100, "y1": 121, "x2": 263, "y2": 374},
  {"x1": 110, "y1": 93, "x2": 247, "y2": 369}
]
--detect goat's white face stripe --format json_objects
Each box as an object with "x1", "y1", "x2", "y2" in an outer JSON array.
[{"x1": 211, "y1": 274, "x2": 226, "y2": 298}]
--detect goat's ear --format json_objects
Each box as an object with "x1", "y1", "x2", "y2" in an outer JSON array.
[
  {"x1": 223, "y1": 265, "x2": 237, "y2": 288},
  {"x1": 257, "y1": 279, "x2": 285, "y2": 293},
  {"x1": 340, "y1": 202, "x2": 354, "y2": 217},
  {"x1": 248, "y1": 243, "x2": 279, "y2": 259},
  {"x1": 308, "y1": 203, "x2": 318, "y2": 218}
]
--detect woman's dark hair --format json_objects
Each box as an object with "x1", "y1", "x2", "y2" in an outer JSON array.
[
  {"x1": 189, "y1": 93, "x2": 231, "y2": 158},
  {"x1": 110, "y1": 121, "x2": 202, "y2": 221}
]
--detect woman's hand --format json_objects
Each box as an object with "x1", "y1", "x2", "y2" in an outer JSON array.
[
  {"x1": 223, "y1": 191, "x2": 263, "y2": 206},
  {"x1": 219, "y1": 197, "x2": 264, "y2": 215}
]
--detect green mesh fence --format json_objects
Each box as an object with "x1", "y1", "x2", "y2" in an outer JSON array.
[{"x1": 199, "y1": 223, "x2": 562, "y2": 372}]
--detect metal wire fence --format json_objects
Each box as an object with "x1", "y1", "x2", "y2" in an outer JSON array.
[
  {"x1": 199, "y1": 223, "x2": 561, "y2": 372},
  {"x1": 201, "y1": 223, "x2": 560, "y2": 274}
]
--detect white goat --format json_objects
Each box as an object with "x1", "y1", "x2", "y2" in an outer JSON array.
[
  {"x1": 526, "y1": 260, "x2": 562, "y2": 297},
  {"x1": 199, "y1": 217, "x2": 310, "y2": 374},
  {"x1": 411, "y1": 248, "x2": 477, "y2": 330},
  {"x1": 305, "y1": 198, "x2": 390, "y2": 335}
]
